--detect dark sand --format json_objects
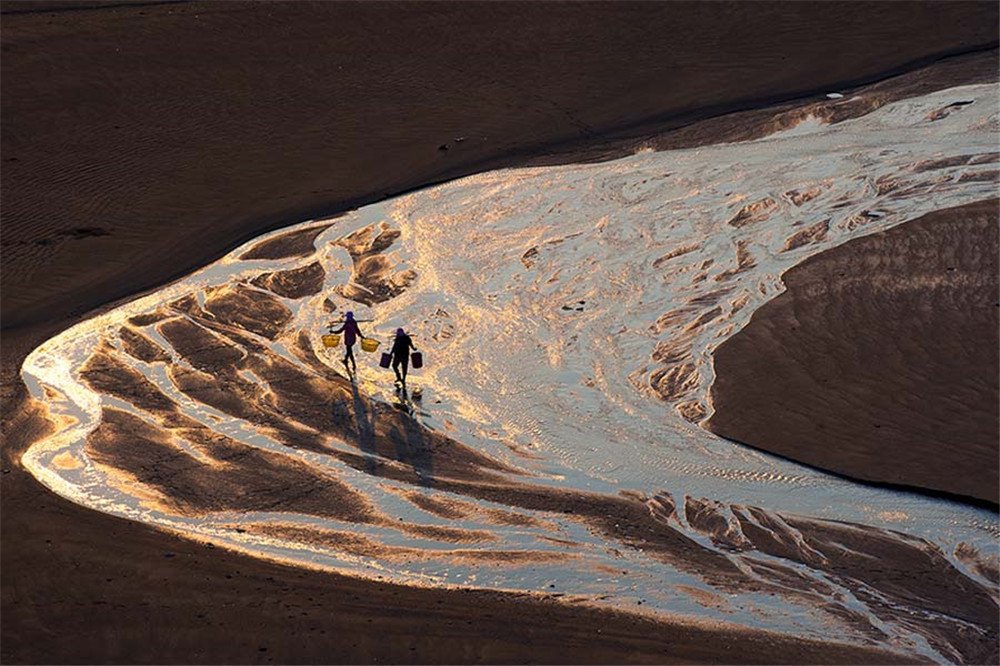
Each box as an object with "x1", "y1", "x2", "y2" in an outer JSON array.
[
  {"x1": 3, "y1": 1, "x2": 998, "y2": 330},
  {"x1": 708, "y1": 200, "x2": 1000, "y2": 507},
  {"x1": 3, "y1": 1, "x2": 999, "y2": 663}
]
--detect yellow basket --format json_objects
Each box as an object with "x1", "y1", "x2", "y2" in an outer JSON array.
[
  {"x1": 321, "y1": 334, "x2": 341, "y2": 348},
  {"x1": 360, "y1": 338, "x2": 380, "y2": 353}
]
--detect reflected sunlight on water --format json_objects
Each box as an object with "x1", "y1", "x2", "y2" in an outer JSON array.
[{"x1": 20, "y1": 84, "x2": 1000, "y2": 661}]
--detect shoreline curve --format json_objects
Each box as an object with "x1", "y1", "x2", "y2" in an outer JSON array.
[{"x1": 707, "y1": 199, "x2": 1000, "y2": 509}]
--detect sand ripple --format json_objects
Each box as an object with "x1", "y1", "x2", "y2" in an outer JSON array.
[{"x1": 21, "y1": 83, "x2": 1000, "y2": 662}]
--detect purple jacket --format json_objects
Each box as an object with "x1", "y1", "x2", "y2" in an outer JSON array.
[{"x1": 336, "y1": 319, "x2": 362, "y2": 346}]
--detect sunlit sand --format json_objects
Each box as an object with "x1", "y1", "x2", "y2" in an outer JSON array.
[{"x1": 20, "y1": 84, "x2": 1000, "y2": 662}]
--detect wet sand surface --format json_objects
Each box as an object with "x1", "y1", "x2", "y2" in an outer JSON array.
[
  {"x1": 13, "y1": 72, "x2": 1000, "y2": 662},
  {"x1": 2, "y1": 335, "x2": 930, "y2": 666},
  {"x1": 8, "y1": 385, "x2": 920, "y2": 666},
  {"x1": 708, "y1": 200, "x2": 1000, "y2": 507},
  {"x1": 3, "y1": 2, "x2": 1000, "y2": 664},
  {"x1": 12, "y1": 254, "x2": 996, "y2": 664},
  {"x1": 3, "y1": 1, "x2": 998, "y2": 330},
  {"x1": 7, "y1": 394, "x2": 919, "y2": 666}
]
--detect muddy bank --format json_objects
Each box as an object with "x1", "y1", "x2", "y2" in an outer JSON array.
[
  {"x1": 3, "y1": 1, "x2": 998, "y2": 331},
  {"x1": 708, "y1": 199, "x2": 999, "y2": 507}
]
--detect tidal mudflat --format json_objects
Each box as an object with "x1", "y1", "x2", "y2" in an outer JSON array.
[{"x1": 19, "y1": 82, "x2": 1000, "y2": 663}]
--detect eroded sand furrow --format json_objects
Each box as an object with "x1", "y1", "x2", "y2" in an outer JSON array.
[{"x1": 20, "y1": 82, "x2": 1000, "y2": 661}]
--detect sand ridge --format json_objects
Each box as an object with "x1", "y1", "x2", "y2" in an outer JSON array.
[{"x1": 708, "y1": 199, "x2": 1000, "y2": 507}]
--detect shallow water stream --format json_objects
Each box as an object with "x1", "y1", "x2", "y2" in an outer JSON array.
[{"x1": 22, "y1": 84, "x2": 1000, "y2": 662}]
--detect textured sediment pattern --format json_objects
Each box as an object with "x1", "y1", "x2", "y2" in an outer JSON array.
[
  {"x1": 709, "y1": 200, "x2": 999, "y2": 505},
  {"x1": 22, "y1": 85, "x2": 1000, "y2": 662}
]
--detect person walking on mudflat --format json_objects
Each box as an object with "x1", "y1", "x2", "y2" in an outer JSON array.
[
  {"x1": 390, "y1": 327, "x2": 418, "y2": 388},
  {"x1": 332, "y1": 311, "x2": 367, "y2": 376}
]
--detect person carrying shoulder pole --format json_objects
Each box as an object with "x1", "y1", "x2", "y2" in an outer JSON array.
[
  {"x1": 390, "y1": 327, "x2": 417, "y2": 388},
  {"x1": 332, "y1": 311, "x2": 367, "y2": 375}
]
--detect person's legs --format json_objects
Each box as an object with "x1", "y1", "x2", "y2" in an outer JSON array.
[
  {"x1": 392, "y1": 356, "x2": 403, "y2": 384},
  {"x1": 400, "y1": 354, "x2": 409, "y2": 384},
  {"x1": 344, "y1": 345, "x2": 356, "y2": 372}
]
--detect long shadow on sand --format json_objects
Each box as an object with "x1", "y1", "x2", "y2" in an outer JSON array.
[
  {"x1": 345, "y1": 380, "x2": 434, "y2": 487},
  {"x1": 391, "y1": 389, "x2": 434, "y2": 488},
  {"x1": 348, "y1": 378, "x2": 378, "y2": 476}
]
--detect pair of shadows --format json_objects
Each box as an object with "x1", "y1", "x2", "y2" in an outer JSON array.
[{"x1": 333, "y1": 381, "x2": 434, "y2": 487}]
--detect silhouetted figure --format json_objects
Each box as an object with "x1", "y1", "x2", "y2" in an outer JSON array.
[
  {"x1": 390, "y1": 327, "x2": 417, "y2": 388},
  {"x1": 332, "y1": 311, "x2": 367, "y2": 376}
]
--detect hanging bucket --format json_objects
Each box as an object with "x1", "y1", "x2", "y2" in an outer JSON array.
[
  {"x1": 322, "y1": 334, "x2": 341, "y2": 348},
  {"x1": 379, "y1": 352, "x2": 392, "y2": 369},
  {"x1": 360, "y1": 338, "x2": 380, "y2": 353},
  {"x1": 411, "y1": 351, "x2": 423, "y2": 369}
]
